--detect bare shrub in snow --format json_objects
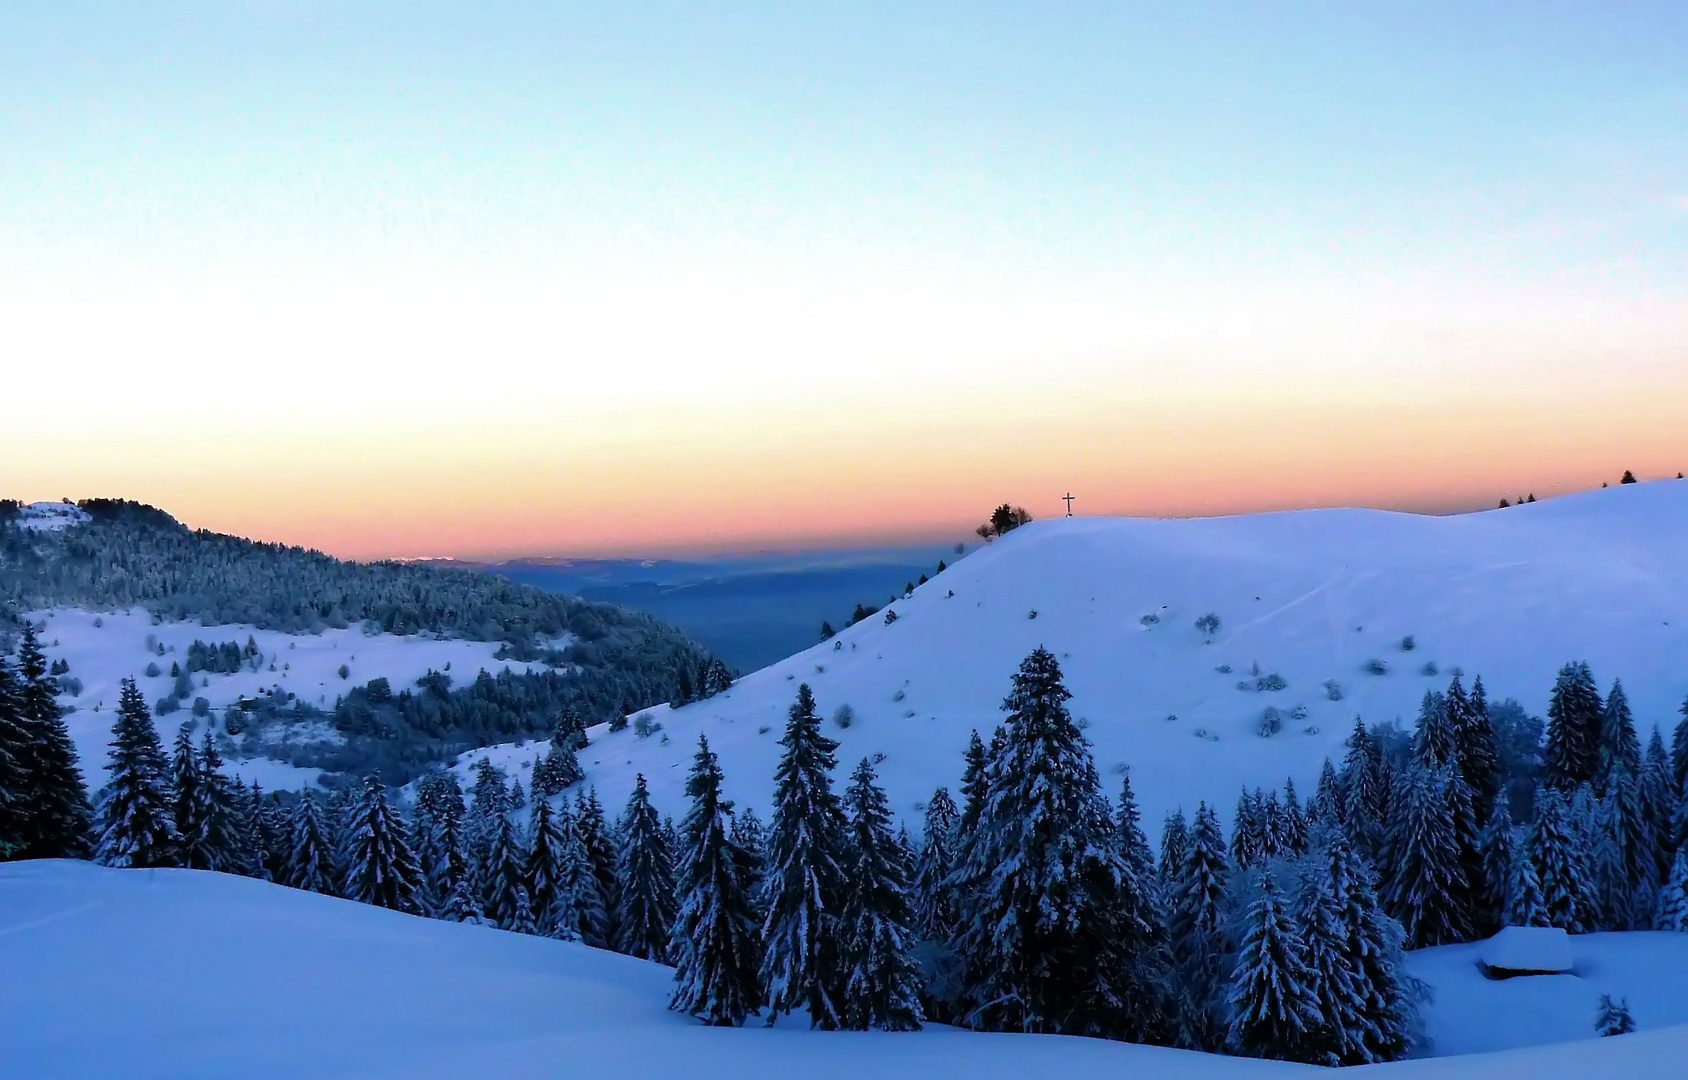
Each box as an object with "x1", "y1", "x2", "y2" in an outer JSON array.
[
  {"x1": 1194, "y1": 612, "x2": 1221, "y2": 641},
  {"x1": 1258, "y1": 673, "x2": 1288, "y2": 692},
  {"x1": 1364, "y1": 658, "x2": 1389, "y2": 675},
  {"x1": 1323, "y1": 679, "x2": 1344, "y2": 701},
  {"x1": 1138, "y1": 613, "x2": 1160, "y2": 627},
  {"x1": 1400, "y1": 634, "x2": 1417, "y2": 651},
  {"x1": 1215, "y1": 664, "x2": 1233, "y2": 674},
  {"x1": 632, "y1": 713, "x2": 661, "y2": 738},
  {"x1": 1257, "y1": 706, "x2": 1284, "y2": 737},
  {"x1": 1421, "y1": 661, "x2": 1439, "y2": 677},
  {"x1": 832, "y1": 704, "x2": 855, "y2": 729}
]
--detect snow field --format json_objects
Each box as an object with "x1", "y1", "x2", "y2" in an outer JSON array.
[
  {"x1": 27, "y1": 607, "x2": 542, "y2": 791},
  {"x1": 5, "y1": 860, "x2": 1685, "y2": 1080}
]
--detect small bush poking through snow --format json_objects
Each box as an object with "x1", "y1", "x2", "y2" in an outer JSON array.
[
  {"x1": 144, "y1": 662, "x2": 161, "y2": 678},
  {"x1": 632, "y1": 713, "x2": 662, "y2": 738},
  {"x1": 1027, "y1": 609, "x2": 1038, "y2": 620},
  {"x1": 1138, "y1": 613, "x2": 1160, "y2": 626},
  {"x1": 1290, "y1": 704, "x2": 1309, "y2": 720},
  {"x1": 832, "y1": 704, "x2": 855, "y2": 729},
  {"x1": 1421, "y1": 661, "x2": 1439, "y2": 676},
  {"x1": 1258, "y1": 673, "x2": 1288, "y2": 692},
  {"x1": 337, "y1": 663, "x2": 350, "y2": 680},
  {"x1": 1596, "y1": 994, "x2": 1635, "y2": 1037},
  {"x1": 1215, "y1": 664, "x2": 1232, "y2": 674},
  {"x1": 608, "y1": 713, "x2": 629, "y2": 733},
  {"x1": 892, "y1": 688, "x2": 905, "y2": 703},
  {"x1": 1364, "y1": 658, "x2": 1389, "y2": 675},
  {"x1": 757, "y1": 724, "x2": 772, "y2": 735},
  {"x1": 1194, "y1": 612, "x2": 1221, "y2": 641},
  {"x1": 1323, "y1": 679, "x2": 1344, "y2": 701},
  {"x1": 1400, "y1": 634, "x2": 1417, "y2": 651},
  {"x1": 1258, "y1": 706, "x2": 1284, "y2": 737},
  {"x1": 884, "y1": 610, "x2": 899, "y2": 625}
]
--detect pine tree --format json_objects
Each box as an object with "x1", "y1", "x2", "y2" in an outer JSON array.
[
  {"x1": 1230, "y1": 788, "x2": 1262, "y2": 870},
  {"x1": 1591, "y1": 761, "x2": 1651, "y2": 929},
  {"x1": 483, "y1": 809, "x2": 529, "y2": 930},
  {"x1": 257, "y1": 786, "x2": 287, "y2": 882},
  {"x1": 1672, "y1": 697, "x2": 1688, "y2": 796},
  {"x1": 729, "y1": 804, "x2": 767, "y2": 914},
  {"x1": 670, "y1": 736, "x2": 763, "y2": 1026},
  {"x1": 1543, "y1": 663, "x2": 1603, "y2": 790},
  {"x1": 1281, "y1": 778, "x2": 1308, "y2": 856},
  {"x1": 1341, "y1": 719, "x2": 1388, "y2": 859},
  {"x1": 953, "y1": 648, "x2": 1159, "y2": 1040},
  {"x1": 414, "y1": 772, "x2": 468, "y2": 915},
  {"x1": 194, "y1": 728, "x2": 240, "y2": 872},
  {"x1": 1656, "y1": 849, "x2": 1688, "y2": 931},
  {"x1": 284, "y1": 789, "x2": 337, "y2": 894},
  {"x1": 343, "y1": 773, "x2": 420, "y2": 913},
  {"x1": 958, "y1": 730, "x2": 988, "y2": 830},
  {"x1": 1311, "y1": 758, "x2": 1344, "y2": 827},
  {"x1": 1526, "y1": 788, "x2": 1588, "y2": 932},
  {"x1": 614, "y1": 774, "x2": 678, "y2": 959},
  {"x1": 1452, "y1": 675, "x2": 1501, "y2": 827},
  {"x1": 1169, "y1": 802, "x2": 1230, "y2": 1051},
  {"x1": 1475, "y1": 798, "x2": 1514, "y2": 935},
  {"x1": 912, "y1": 787, "x2": 961, "y2": 942},
  {"x1": 556, "y1": 801, "x2": 610, "y2": 944},
  {"x1": 1115, "y1": 773, "x2": 1158, "y2": 885},
  {"x1": 575, "y1": 788, "x2": 621, "y2": 946},
  {"x1": 1507, "y1": 847, "x2": 1548, "y2": 927},
  {"x1": 839, "y1": 757, "x2": 923, "y2": 1031},
  {"x1": 761, "y1": 683, "x2": 851, "y2": 1029},
  {"x1": 523, "y1": 798, "x2": 565, "y2": 936},
  {"x1": 532, "y1": 709, "x2": 585, "y2": 797},
  {"x1": 1158, "y1": 809, "x2": 1190, "y2": 885},
  {"x1": 1295, "y1": 846, "x2": 1375, "y2": 1066},
  {"x1": 233, "y1": 779, "x2": 267, "y2": 878},
  {"x1": 1322, "y1": 832, "x2": 1420, "y2": 1063},
  {"x1": 1380, "y1": 764, "x2": 1474, "y2": 948},
  {"x1": 1598, "y1": 680, "x2": 1641, "y2": 789},
  {"x1": 1640, "y1": 728, "x2": 1677, "y2": 883},
  {"x1": 13, "y1": 627, "x2": 92, "y2": 858},
  {"x1": 1595, "y1": 994, "x2": 1635, "y2": 1036},
  {"x1": 1227, "y1": 872, "x2": 1321, "y2": 1062},
  {"x1": 1413, "y1": 691, "x2": 1457, "y2": 771},
  {"x1": 94, "y1": 679, "x2": 178, "y2": 868},
  {"x1": 0, "y1": 659, "x2": 32, "y2": 859},
  {"x1": 169, "y1": 722, "x2": 207, "y2": 865}
]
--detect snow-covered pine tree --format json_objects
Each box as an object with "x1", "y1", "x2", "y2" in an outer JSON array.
[
  {"x1": 729, "y1": 805, "x2": 767, "y2": 915},
  {"x1": 1116, "y1": 773, "x2": 1158, "y2": 886},
  {"x1": 575, "y1": 788, "x2": 621, "y2": 945},
  {"x1": 556, "y1": 801, "x2": 610, "y2": 944},
  {"x1": 1322, "y1": 831, "x2": 1421, "y2": 1063},
  {"x1": 1598, "y1": 680, "x2": 1641, "y2": 790},
  {"x1": 839, "y1": 757, "x2": 923, "y2": 1031},
  {"x1": 14, "y1": 627, "x2": 93, "y2": 859},
  {"x1": 232, "y1": 779, "x2": 267, "y2": 879},
  {"x1": 1595, "y1": 994, "x2": 1635, "y2": 1036},
  {"x1": 670, "y1": 735, "x2": 763, "y2": 1026},
  {"x1": 532, "y1": 709, "x2": 585, "y2": 798},
  {"x1": 483, "y1": 808, "x2": 529, "y2": 930},
  {"x1": 1591, "y1": 760, "x2": 1651, "y2": 929},
  {"x1": 1230, "y1": 789, "x2": 1262, "y2": 870},
  {"x1": 958, "y1": 730, "x2": 988, "y2": 830},
  {"x1": 1169, "y1": 801, "x2": 1230, "y2": 1051},
  {"x1": 761, "y1": 683, "x2": 851, "y2": 1029},
  {"x1": 343, "y1": 772, "x2": 420, "y2": 913},
  {"x1": 94, "y1": 678, "x2": 178, "y2": 868},
  {"x1": 1341, "y1": 719, "x2": 1388, "y2": 860},
  {"x1": 523, "y1": 797, "x2": 565, "y2": 936},
  {"x1": 1672, "y1": 695, "x2": 1688, "y2": 797},
  {"x1": 1457, "y1": 675, "x2": 1502, "y2": 827},
  {"x1": 953, "y1": 648, "x2": 1159, "y2": 1041},
  {"x1": 284, "y1": 788, "x2": 337, "y2": 895},
  {"x1": 1159, "y1": 808, "x2": 1190, "y2": 884},
  {"x1": 912, "y1": 787, "x2": 960, "y2": 942},
  {"x1": 257, "y1": 785, "x2": 288, "y2": 882},
  {"x1": 1656, "y1": 849, "x2": 1688, "y2": 931},
  {"x1": 1413, "y1": 691, "x2": 1456, "y2": 771},
  {"x1": 1475, "y1": 797, "x2": 1515, "y2": 935},
  {"x1": 413, "y1": 771, "x2": 468, "y2": 915},
  {"x1": 194, "y1": 729, "x2": 240, "y2": 872},
  {"x1": 1282, "y1": 778, "x2": 1309, "y2": 857},
  {"x1": 1380, "y1": 763, "x2": 1474, "y2": 948},
  {"x1": 508, "y1": 882, "x2": 537, "y2": 935},
  {"x1": 168, "y1": 723, "x2": 207, "y2": 866},
  {"x1": 0, "y1": 659, "x2": 32, "y2": 859},
  {"x1": 1507, "y1": 847, "x2": 1548, "y2": 927},
  {"x1": 1526, "y1": 787, "x2": 1589, "y2": 932},
  {"x1": 1226, "y1": 871, "x2": 1322, "y2": 1062},
  {"x1": 614, "y1": 773, "x2": 678, "y2": 959},
  {"x1": 1295, "y1": 842, "x2": 1374, "y2": 1066},
  {"x1": 1543, "y1": 662, "x2": 1603, "y2": 790},
  {"x1": 1641, "y1": 727, "x2": 1677, "y2": 883}
]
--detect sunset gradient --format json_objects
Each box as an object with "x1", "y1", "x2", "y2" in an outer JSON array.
[{"x1": 3, "y1": 3, "x2": 1685, "y2": 559}]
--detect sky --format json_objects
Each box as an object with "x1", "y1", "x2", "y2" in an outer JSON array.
[{"x1": 2, "y1": 2, "x2": 1685, "y2": 559}]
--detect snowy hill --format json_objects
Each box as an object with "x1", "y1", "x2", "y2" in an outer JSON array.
[
  {"x1": 5, "y1": 860, "x2": 1686, "y2": 1079},
  {"x1": 510, "y1": 481, "x2": 1688, "y2": 830}
]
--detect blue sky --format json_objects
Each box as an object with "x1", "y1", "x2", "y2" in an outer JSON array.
[{"x1": 2, "y1": 3, "x2": 1685, "y2": 556}]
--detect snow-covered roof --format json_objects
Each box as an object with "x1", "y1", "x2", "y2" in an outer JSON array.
[{"x1": 1478, "y1": 926, "x2": 1574, "y2": 976}]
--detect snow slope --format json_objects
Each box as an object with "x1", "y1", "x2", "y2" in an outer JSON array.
[
  {"x1": 27, "y1": 608, "x2": 543, "y2": 791},
  {"x1": 549, "y1": 481, "x2": 1688, "y2": 830},
  {"x1": 4, "y1": 860, "x2": 1684, "y2": 1079}
]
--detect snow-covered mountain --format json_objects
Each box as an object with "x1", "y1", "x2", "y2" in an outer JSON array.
[
  {"x1": 485, "y1": 481, "x2": 1688, "y2": 831},
  {"x1": 4, "y1": 859, "x2": 1685, "y2": 1079}
]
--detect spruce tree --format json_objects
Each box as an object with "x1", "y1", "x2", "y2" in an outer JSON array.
[
  {"x1": 1322, "y1": 831, "x2": 1420, "y2": 1063},
  {"x1": 1475, "y1": 798, "x2": 1515, "y2": 935},
  {"x1": 1311, "y1": 758, "x2": 1344, "y2": 827},
  {"x1": 94, "y1": 679, "x2": 178, "y2": 868},
  {"x1": 1295, "y1": 843, "x2": 1375, "y2": 1066},
  {"x1": 1169, "y1": 801, "x2": 1230, "y2": 1050},
  {"x1": 729, "y1": 804, "x2": 767, "y2": 914},
  {"x1": 1380, "y1": 764, "x2": 1474, "y2": 948},
  {"x1": 912, "y1": 787, "x2": 961, "y2": 942},
  {"x1": 958, "y1": 730, "x2": 988, "y2": 830},
  {"x1": 194, "y1": 729, "x2": 240, "y2": 872},
  {"x1": 1158, "y1": 808, "x2": 1190, "y2": 885},
  {"x1": 1526, "y1": 788, "x2": 1588, "y2": 932},
  {"x1": 1281, "y1": 778, "x2": 1308, "y2": 856},
  {"x1": 839, "y1": 757, "x2": 924, "y2": 1031},
  {"x1": 1507, "y1": 848, "x2": 1548, "y2": 927},
  {"x1": 1227, "y1": 872, "x2": 1321, "y2": 1062},
  {"x1": 1413, "y1": 691, "x2": 1457, "y2": 770},
  {"x1": 953, "y1": 648, "x2": 1158, "y2": 1040},
  {"x1": 670, "y1": 736, "x2": 763, "y2": 1026},
  {"x1": 1341, "y1": 719, "x2": 1387, "y2": 859},
  {"x1": 1598, "y1": 680, "x2": 1641, "y2": 789},
  {"x1": 1595, "y1": 994, "x2": 1635, "y2": 1036},
  {"x1": 284, "y1": 789, "x2": 337, "y2": 895},
  {"x1": 556, "y1": 801, "x2": 610, "y2": 944},
  {"x1": 1640, "y1": 728, "x2": 1677, "y2": 883},
  {"x1": 614, "y1": 773, "x2": 678, "y2": 960},
  {"x1": 761, "y1": 683, "x2": 851, "y2": 1029},
  {"x1": 1655, "y1": 849, "x2": 1688, "y2": 931},
  {"x1": 523, "y1": 797, "x2": 565, "y2": 936},
  {"x1": 575, "y1": 788, "x2": 621, "y2": 945},
  {"x1": 343, "y1": 773, "x2": 420, "y2": 913},
  {"x1": 414, "y1": 772, "x2": 468, "y2": 915},
  {"x1": 1543, "y1": 663, "x2": 1603, "y2": 790},
  {"x1": 0, "y1": 660, "x2": 32, "y2": 859},
  {"x1": 483, "y1": 809, "x2": 529, "y2": 929},
  {"x1": 1672, "y1": 697, "x2": 1688, "y2": 795},
  {"x1": 1452, "y1": 675, "x2": 1501, "y2": 827},
  {"x1": 1230, "y1": 788, "x2": 1262, "y2": 870},
  {"x1": 169, "y1": 723, "x2": 206, "y2": 865},
  {"x1": 14, "y1": 627, "x2": 92, "y2": 858},
  {"x1": 1592, "y1": 761, "x2": 1651, "y2": 929}
]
